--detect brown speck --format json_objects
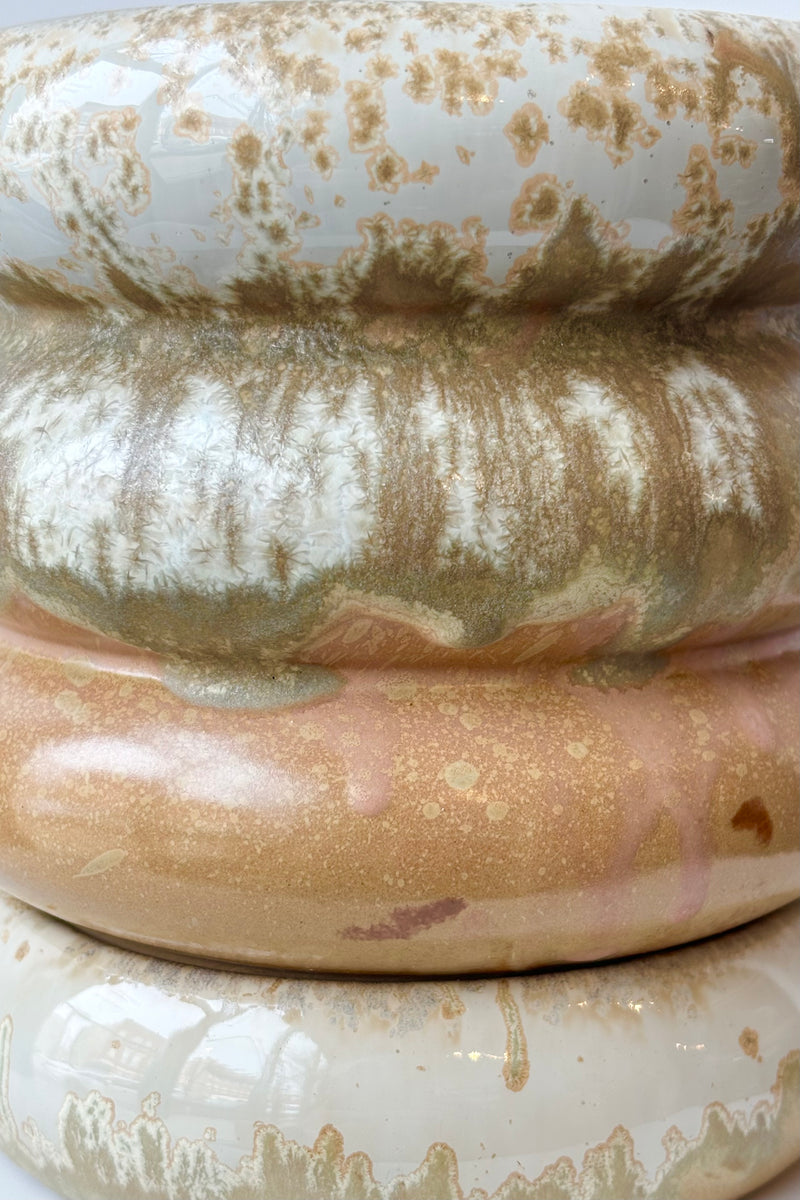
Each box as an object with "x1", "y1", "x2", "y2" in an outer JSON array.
[
  {"x1": 563, "y1": 82, "x2": 609, "y2": 135},
  {"x1": 404, "y1": 55, "x2": 436, "y2": 105},
  {"x1": 291, "y1": 55, "x2": 338, "y2": 97},
  {"x1": 373, "y1": 150, "x2": 401, "y2": 186},
  {"x1": 503, "y1": 101, "x2": 548, "y2": 167},
  {"x1": 344, "y1": 26, "x2": 379, "y2": 54},
  {"x1": 231, "y1": 128, "x2": 262, "y2": 171},
  {"x1": 497, "y1": 980, "x2": 530, "y2": 1092},
  {"x1": 174, "y1": 106, "x2": 211, "y2": 143},
  {"x1": 15, "y1": 941, "x2": 29, "y2": 961},
  {"x1": 410, "y1": 160, "x2": 439, "y2": 185},
  {"x1": 731, "y1": 797, "x2": 773, "y2": 846},
  {"x1": 345, "y1": 80, "x2": 384, "y2": 150},
  {"x1": 739, "y1": 1027, "x2": 760, "y2": 1059},
  {"x1": 312, "y1": 146, "x2": 335, "y2": 176},
  {"x1": 367, "y1": 53, "x2": 398, "y2": 83},
  {"x1": 510, "y1": 174, "x2": 562, "y2": 231},
  {"x1": 611, "y1": 96, "x2": 637, "y2": 150}
]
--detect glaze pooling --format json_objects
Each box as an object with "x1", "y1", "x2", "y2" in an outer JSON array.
[
  {"x1": 1, "y1": 1049, "x2": 794, "y2": 1200},
  {"x1": 0, "y1": 14, "x2": 797, "y2": 1196},
  {"x1": 0, "y1": 0, "x2": 798, "y2": 978}
]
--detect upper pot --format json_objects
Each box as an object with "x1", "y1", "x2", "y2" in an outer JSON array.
[
  {"x1": 0, "y1": 2, "x2": 798, "y2": 975},
  {"x1": 0, "y1": 2, "x2": 798, "y2": 671}
]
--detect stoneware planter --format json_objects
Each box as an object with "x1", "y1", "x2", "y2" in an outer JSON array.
[
  {"x1": 0, "y1": 891, "x2": 799, "y2": 1200},
  {"x1": 0, "y1": 3, "x2": 799, "y2": 1197},
  {"x1": 0, "y1": 0, "x2": 798, "y2": 976}
]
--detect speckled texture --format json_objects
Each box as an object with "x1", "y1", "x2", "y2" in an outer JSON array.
[
  {"x1": 0, "y1": 894, "x2": 799, "y2": 1200},
  {"x1": 0, "y1": 614, "x2": 796, "y2": 973}
]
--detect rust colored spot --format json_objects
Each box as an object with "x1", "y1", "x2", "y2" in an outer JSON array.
[
  {"x1": 563, "y1": 82, "x2": 609, "y2": 135},
  {"x1": 510, "y1": 174, "x2": 562, "y2": 232},
  {"x1": 345, "y1": 80, "x2": 384, "y2": 151},
  {"x1": 312, "y1": 146, "x2": 334, "y2": 176},
  {"x1": 731, "y1": 797, "x2": 773, "y2": 846},
  {"x1": 174, "y1": 107, "x2": 211, "y2": 143},
  {"x1": 14, "y1": 941, "x2": 29, "y2": 961},
  {"x1": 496, "y1": 979, "x2": 530, "y2": 1092},
  {"x1": 341, "y1": 897, "x2": 466, "y2": 940},
  {"x1": 404, "y1": 55, "x2": 436, "y2": 104},
  {"x1": 375, "y1": 157, "x2": 396, "y2": 184}
]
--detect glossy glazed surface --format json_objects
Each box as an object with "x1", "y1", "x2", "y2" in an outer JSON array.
[
  {"x1": 0, "y1": 0, "x2": 799, "y2": 974},
  {"x1": 0, "y1": 2, "x2": 797, "y2": 669},
  {"x1": 0, "y1": 892, "x2": 798, "y2": 1200},
  {"x1": 0, "y1": 611, "x2": 798, "y2": 972}
]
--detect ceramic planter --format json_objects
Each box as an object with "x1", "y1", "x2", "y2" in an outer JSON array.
[
  {"x1": 1, "y1": 891, "x2": 799, "y2": 1200},
  {"x1": 0, "y1": 0, "x2": 798, "y2": 975},
  {"x1": 0, "y1": 3, "x2": 798, "y2": 1198}
]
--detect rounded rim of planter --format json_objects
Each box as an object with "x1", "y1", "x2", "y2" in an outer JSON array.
[{"x1": 0, "y1": 2, "x2": 797, "y2": 315}]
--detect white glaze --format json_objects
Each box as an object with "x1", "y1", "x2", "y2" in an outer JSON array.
[
  {"x1": 0, "y1": 4, "x2": 791, "y2": 293},
  {"x1": 0, "y1": 893, "x2": 798, "y2": 1199}
]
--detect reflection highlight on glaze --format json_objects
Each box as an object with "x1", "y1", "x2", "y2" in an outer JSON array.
[{"x1": 21, "y1": 730, "x2": 308, "y2": 811}]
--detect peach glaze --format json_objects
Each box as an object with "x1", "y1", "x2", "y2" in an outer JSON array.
[{"x1": 0, "y1": 600, "x2": 796, "y2": 974}]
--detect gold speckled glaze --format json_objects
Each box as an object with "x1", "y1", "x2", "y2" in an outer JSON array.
[
  {"x1": 0, "y1": 1, "x2": 798, "y2": 973},
  {"x1": 0, "y1": 613, "x2": 797, "y2": 973}
]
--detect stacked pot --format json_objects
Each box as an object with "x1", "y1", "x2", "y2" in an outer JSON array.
[{"x1": 0, "y1": 3, "x2": 798, "y2": 1198}]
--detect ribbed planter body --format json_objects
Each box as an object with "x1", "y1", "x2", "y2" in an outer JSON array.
[
  {"x1": 0, "y1": 3, "x2": 799, "y2": 1198},
  {"x1": 0, "y1": 0, "x2": 797, "y2": 975}
]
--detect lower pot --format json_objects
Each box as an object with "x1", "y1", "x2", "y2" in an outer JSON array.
[
  {"x1": 0, "y1": 892, "x2": 798, "y2": 1200},
  {"x1": 1, "y1": 607, "x2": 798, "y2": 975}
]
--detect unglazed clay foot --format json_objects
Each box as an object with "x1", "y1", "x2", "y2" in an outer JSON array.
[
  {"x1": 0, "y1": 2, "x2": 798, "y2": 973},
  {"x1": 0, "y1": 892, "x2": 798, "y2": 1200}
]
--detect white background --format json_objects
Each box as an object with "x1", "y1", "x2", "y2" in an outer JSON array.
[{"x1": 0, "y1": 0, "x2": 797, "y2": 1197}]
